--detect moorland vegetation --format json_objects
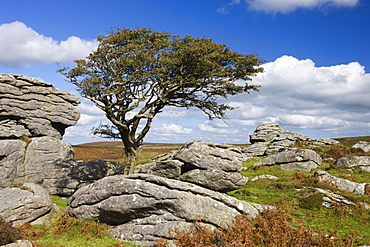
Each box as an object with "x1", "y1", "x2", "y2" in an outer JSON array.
[{"x1": 2, "y1": 136, "x2": 369, "y2": 246}]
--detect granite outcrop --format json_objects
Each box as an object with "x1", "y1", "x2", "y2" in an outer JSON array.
[{"x1": 0, "y1": 74, "x2": 80, "y2": 140}]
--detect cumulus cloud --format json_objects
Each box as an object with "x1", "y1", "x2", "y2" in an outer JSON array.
[
  {"x1": 0, "y1": 21, "x2": 98, "y2": 67},
  {"x1": 223, "y1": 55, "x2": 370, "y2": 139},
  {"x1": 220, "y1": 0, "x2": 359, "y2": 13},
  {"x1": 161, "y1": 123, "x2": 192, "y2": 134}
]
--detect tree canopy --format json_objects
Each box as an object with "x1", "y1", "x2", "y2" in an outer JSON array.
[{"x1": 59, "y1": 27, "x2": 264, "y2": 174}]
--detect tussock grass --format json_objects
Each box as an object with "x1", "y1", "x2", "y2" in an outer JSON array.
[{"x1": 21, "y1": 198, "x2": 139, "y2": 247}]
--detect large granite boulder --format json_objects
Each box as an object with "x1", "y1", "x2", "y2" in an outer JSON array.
[
  {"x1": 0, "y1": 74, "x2": 80, "y2": 139},
  {"x1": 139, "y1": 141, "x2": 247, "y2": 192},
  {"x1": 254, "y1": 149, "x2": 322, "y2": 172},
  {"x1": 179, "y1": 169, "x2": 248, "y2": 193},
  {"x1": 249, "y1": 123, "x2": 310, "y2": 144},
  {"x1": 0, "y1": 140, "x2": 27, "y2": 188},
  {"x1": 243, "y1": 123, "x2": 311, "y2": 158},
  {"x1": 0, "y1": 137, "x2": 74, "y2": 189},
  {"x1": 313, "y1": 138, "x2": 340, "y2": 145},
  {"x1": 242, "y1": 142, "x2": 269, "y2": 158},
  {"x1": 334, "y1": 156, "x2": 370, "y2": 172},
  {"x1": 0, "y1": 136, "x2": 124, "y2": 196},
  {"x1": 1, "y1": 240, "x2": 34, "y2": 247},
  {"x1": 0, "y1": 183, "x2": 57, "y2": 226},
  {"x1": 173, "y1": 140, "x2": 243, "y2": 172},
  {"x1": 352, "y1": 141, "x2": 370, "y2": 152},
  {"x1": 138, "y1": 160, "x2": 182, "y2": 179},
  {"x1": 0, "y1": 74, "x2": 123, "y2": 196},
  {"x1": 67, "y1": 174, "x2": 269, "y2": 246},
  {"x1": 0, "y1": 137, "x2": 73, "y2": 187},
  {"x1": 314, "y1": 171, "x2": 370, "y2": 195},
  {"x1": 46, "y1": 159, "x2": 124, "y2": 196}
]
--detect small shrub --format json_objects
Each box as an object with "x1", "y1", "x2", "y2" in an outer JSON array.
[
  {"x1": 0, "y1": 216, "x2": 24, "y2": 245},
  {"x1": 294, "y1": 172, "x2": 305, "y2": 180},
  {"x1": 299, "y1": 192, "x2": 323, "y2": 210}
]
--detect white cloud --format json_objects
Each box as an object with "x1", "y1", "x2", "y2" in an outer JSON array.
[
  {"x1": 198, "y1": 121, "x2": 239, "y2": 134},
  {"x1": 224, "y1": 55, "x2": 370, "y2": 139},
  {"x1": 161, "y1": 123, "x2": 192, "y2": 134},
  {"x1": 0, "y1": 21, "x2": 98, "y2": 67},
  {"x1": 77, "y1": 100, "x2": 106, "y2": 116},
  {"x1": 221, "y1": 0, "x2": 359, "y2": 13}
]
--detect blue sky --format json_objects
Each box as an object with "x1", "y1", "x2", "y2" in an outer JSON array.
[{"x1": 1, "y1": 0, "x2": 369, "y2": 144}]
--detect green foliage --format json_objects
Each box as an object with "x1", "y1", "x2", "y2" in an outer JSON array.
[
  {"x1": 0, "y1": 216, "x2": 24, "y2": 245},
  {"x1": 59, "y1": 27, "x2": 264, "y2": 174}
]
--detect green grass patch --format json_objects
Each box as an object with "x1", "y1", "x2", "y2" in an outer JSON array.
[
  {"x1": 24, "y1": 196, "x2": 139, "y2": 247},
  {"x1": 230, "y1": 162, "x2": 370, "y2": 243},
  {"x1": 51, "y1": 195, "x2": 69, "y2": 211}
]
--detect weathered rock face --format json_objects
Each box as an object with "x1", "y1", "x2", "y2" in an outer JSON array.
[
  {"x1": 315, "y1": 188, "x2": 356, "y2": 208},
  {"x1": 179, "y1": 169, "x2": 248, "y2": 193},
  {"x1": 254, "y1": 149, "x2": 322, "y2": 172},
  {"x1": 174, "y1": 140, "x2": 244, "y2": 172},
  {"x1": 1, "y1": 240, "x2": 34, "y2": 247},
  {"x1": 139, "y1": 160, "x2": 182, "y2": 179},
  {"x1": 243, "y1": 123, "x2": 311, "y2": 158},
  {"x1": 67, "y1": 174, "x2": 267, "y2": 246},
  {"x1": 249, "y1": 123, "x2": 310, "y2": 144},
  {"x1": 0, "y1": 74, "x2": 127, "y2": 195},
  {"x1": 0, "y1": 140, "x2": 27, "y2": 188},
  {"x1": 0, "y1": 74, "x2": 80, "y2": 139},
  {"x1": 0, "y1": 183, "x2": 57, "y2": 226},
  {"x1": 242, "y1": 142, "x2": 269, "y2": 158},
  {"x1": 314, "y1": 171, "x2": 369, "y2": 195},
  {"x1": 250, "y1": 174, "x2": 279, "y2": 182},
  {"x1": 139, "y1": 141, "x2": 247, "y2": 192},
  {"x1": 0, "y1": 137, "x2": 74, "y2": 189},
  {"x1": 335, "y1": 156, "x2": 370, "y2": 172},
  {"x1": 313, "y1": 138, "x2": 340, "y2": 145},
  {"x1": 352, "y1": 141, "x2": 370, "y2": 153},
  {"x1": 47, "y1": 159, "x2": 124, "y2": 196},
  {"x1": 0, "y1": 137, "x2": 125, "y2": 195}
]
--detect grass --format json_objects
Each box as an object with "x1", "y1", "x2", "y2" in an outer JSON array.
[
  {"x1": 23, "y1": 197, "x2": 139, "y2": 247},
  {"x1": 334, "y1": 136, "x2": 370, "y2": 148},
  {"x1": 229, "y1": 161, "x2": 370, "y2": 243},
  {"x1": 73, "y1": 142, "x2": 183, "y2": 165},
  {"x1": 18, "y1": 138, "x2": 370, "y2": 246}
]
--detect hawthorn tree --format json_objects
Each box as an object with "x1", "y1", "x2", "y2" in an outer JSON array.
[{"x1": 59, "y1": 27, "x2": 264, "y2": 174}]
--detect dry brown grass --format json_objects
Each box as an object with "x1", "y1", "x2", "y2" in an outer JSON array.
[
  {"x1": 73, "y1": 142, "x2": 182, "y2": 164},
  {"x1": 0, "y1": 216, "x2": 24, "y2": 245},
  {"x1": 155, "y1": 207, "x2": 361, "y2": 247}
]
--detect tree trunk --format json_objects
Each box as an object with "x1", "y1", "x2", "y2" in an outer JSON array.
[{"x1": 123, "y1": 144, "x2": 142, "y2": 175}]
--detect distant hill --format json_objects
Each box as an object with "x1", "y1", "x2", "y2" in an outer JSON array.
[{"x1": 333, "y1": 136, "x2": 370, "y2": 147}]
